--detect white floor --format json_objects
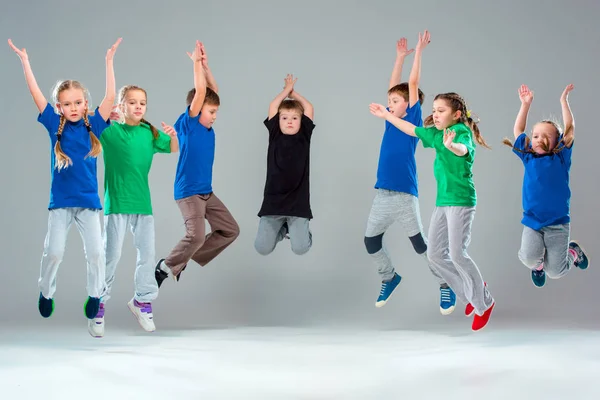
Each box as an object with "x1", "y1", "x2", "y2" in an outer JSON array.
[{"x1": 1, "y1": 323, "x2": 599, "y2": 399}]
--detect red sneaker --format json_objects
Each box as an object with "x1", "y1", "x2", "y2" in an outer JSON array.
[
  {"x1": 472, "y1": 302, "x2": 495, "y2": 331},
  {"x1": 465, "y1": 303, "x2": 474, "y2": 317}
]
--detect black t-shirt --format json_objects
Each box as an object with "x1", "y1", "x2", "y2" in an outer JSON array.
[{"x1": 258, "y1": 113, "x2": 315, "y2": 219}]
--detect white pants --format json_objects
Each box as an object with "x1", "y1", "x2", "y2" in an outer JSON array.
[
  {"x1": 102, "y1": 214, "x2": 158, "y2": 303},
  {"x1": 39, "y1": 208, "x2": 105, "y2": 299}
]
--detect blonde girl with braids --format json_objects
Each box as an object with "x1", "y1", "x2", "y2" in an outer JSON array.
[
  {"x1": 503, "y1": 84, "x2": 589, "y2": 289},
  {"x1": 369, "y1": 92, "x2": 495, "y2": 332},
  {"x1": 90, "y1": 85, "x2": 178, "y2": 337},
  {"x1": 8, "y1": 38, "x2": 121, "y2": 326}
]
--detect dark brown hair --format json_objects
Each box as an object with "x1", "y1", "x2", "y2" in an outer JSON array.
[
  {"x1": 278, "y1": 99, "x2": 304, "y2": 115},
  {"x1": 186, "y1": 87, "x2": 220, "y2": 107},
  {"x1": 388, "y1": 83, "x2": 425, "y2": 105}
]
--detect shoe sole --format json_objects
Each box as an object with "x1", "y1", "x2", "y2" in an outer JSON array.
[
  {"x1": 570, "y1": 240, "x2": 590, "y2": 270},
  {"x1": 440, "y1": 305, "x2": 455, "y2": 316},
  {"x1": 375, "y1": 277, "x2": 402, "y2": 308},
  {"x1": 88, "y1": 320, "x2": 104, "y2": 338},
  {"x1": 127, "y1": 301, "x2": 156, "y2": 332}
]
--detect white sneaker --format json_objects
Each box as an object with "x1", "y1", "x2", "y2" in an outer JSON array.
[
  {"x1": 88, "y1": 303, "x2": 105, "y2": 338},
  {"x1": 127, "y1": 298, "x2": 156, "y2": 332}
]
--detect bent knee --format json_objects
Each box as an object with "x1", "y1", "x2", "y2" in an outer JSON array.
[
  {"x1": 292, "y1": 242, "x2": 311, "y2": 256},
  {"x1": 254, "y1": 242, "x2": 274, "y2": 256},
  {"x1": 408, "y1": 233, "x2": 427, "y2": 254},
  {"x1": 364, "y1": 234, "x2": 383, "y2": 254}
]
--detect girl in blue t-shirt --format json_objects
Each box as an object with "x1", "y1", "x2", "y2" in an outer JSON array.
[
  {"x1": 8, "y1": 38, "x2": 121, "y2": 325},
  {"x1": 503, "y1": 84, "x2": 589, "y2": 288}
]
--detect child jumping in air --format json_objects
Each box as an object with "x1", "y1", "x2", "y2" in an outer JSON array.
[
  {"x1": 88, "y1": 85, "x2": 179, "y2": 338},
  {"x1": 503, "y1": 83, "x2": 589, "y2": 288},
  {"x1": 254, "y1": 74, "x2": 315, "y2": 256},
  {"x1": 155, "y1": 41, "x2": 240, "y2": 286},
  {"x1": 370, "y1": 92, "x2": 495, "y2": 331},
  {"x1": 8, "y1": 38, "x2": 121, "y2": 323},
  {"x1": 363, "y1": 31, "x2": 454, "y2": 314}
]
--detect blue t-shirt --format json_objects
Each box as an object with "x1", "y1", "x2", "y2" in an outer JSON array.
[
  {"x1": 375, "y1": 102, "x2": 423, "y2": 196},
  {"x1": 37, "y1": 103, "x2": 108, "y2": 210},
  {"x1": 513, "y1": 133, "x2": 572, "y2": 230},
  {"x1": 173, "y1": 107, "x2": 215, "y2": 200}
]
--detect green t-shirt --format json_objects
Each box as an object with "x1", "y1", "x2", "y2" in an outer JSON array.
[
  {"x1": 414, "y1": 123, "x2": 476, "y2": 207},
  {"x1": 100, "y1": 122, "x2": 172, "y2": 215}
]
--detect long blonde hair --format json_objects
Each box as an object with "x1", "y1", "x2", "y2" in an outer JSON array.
[
  {"x1": 118, "y1": 85, "x2": 159, "y2": 139},
  {"x1": 51, "y1": 80, "x2": 102, "y2": 170}
]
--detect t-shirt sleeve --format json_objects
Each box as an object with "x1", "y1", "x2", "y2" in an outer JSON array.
[
  {"x1": 153, "y1": 131, "x2": 172, "y2": 154},
  {"x1": 414, "y1": 126, "x2": 437, "y2": 148},
  {"x1": 174, "y1": 106, "x2": 201, "y2": 136},
  {"x1": 88, "y1": 107, "x2": 110, "y2": 139},
  {"x1": 300, "y1": 114, "x2": 315, "y2": 139},
  {"x1": 453, "y1": 124, "x2": 475, "y2": 159},
  {"x1": 264, "y1": 113, "x2": 281, "y2": 141},
  {"x1": 512, "y1": 133, "x2": 529, "y2": 161},
  {"x1": 37, "y1": 103, "x2": 60, "y2": 136},
  {"x1": 559, "y1": 135, "x2": 573, "y2": 163},
  {"x1": 405, "y1": 101, "x2": 423, "y2": 128}
]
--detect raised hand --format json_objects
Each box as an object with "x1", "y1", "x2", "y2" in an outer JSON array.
[
  {"x1": 109, "y1": 105, "x2": 121, "y2": 121},
  {"x1": 106, "y1": 38, "x2": 122, "y2": 61},
  {"x1": 187, "y1": 40, "x2": 203, "y2": 63},
  {"x1": 396, "y1": 38, "x2": 414, "y2": 58},
  {"x1": 8, "y1": 39, "x2": 28, "y2": 61},
  {"x1": 369, "y1": 103, "x2": 389, "y2": 118},
  {"x1": 416, "y1": 30, "x2": 431, "y2": 51},
  {"x1": 161, "y1": 122, "x2": 177, "y2": 137},
  {"x1": 200, "y1": 42, "x2": 209, "y2": 69},
  {"x1": 443, "y1": 128, "x2": 456, "y2": 149},
  {"x1": 518, "y1": 84, "x2": 534, "y2": 105},
  {"x1": 283, "y1": 74, "x2": 297, "y2": 95},
  {"x1": 560, "y1": 83, "x2": 574, "y2": 102}
]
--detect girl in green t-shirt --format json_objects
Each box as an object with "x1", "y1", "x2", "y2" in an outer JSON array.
[{"x1": 369, "y1": 92, "x2": 495, "y2": 332}]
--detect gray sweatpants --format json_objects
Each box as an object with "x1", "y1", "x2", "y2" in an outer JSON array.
[
  {"x1": 518, "y1": 224, "x2": 574, "y2": 279},
  {"x1": 102, "y1": 214, "x2": 158, "y2": 304},
  {"x1": 254, "y1": 216, "x2": 312, "y2": 256},
  {"x1": 428, "y1": 206, "x2": 493, "y2": 315},
  {"x1": 39, "y1": 208, "x2": 105, "y2": 299},
  {"x1": 365, "y1": 189, "x2": 444, "y2": 284}
]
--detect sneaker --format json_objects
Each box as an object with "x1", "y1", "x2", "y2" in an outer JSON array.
[
  {"x1": 472, "y1": 302, "x2": 495, "y2": 331},
  {"x1": 127, "y1": 299, "x2": 156, "y2": 332},
  {"x1": 84, "y1": 296, "x2": 101, "y2": 319},
  {"x1": 38, "y1": 293, "x2": 54, "y2": 318},
  {"x1": 88, "y1": 303, "x2": 105, "y2": 338},
  {"x1": 375, "y1": 273, "x2": 401, "y2": 308},
  {"x1": 531, "y1": 268, "x2": 546, "y2": 287},
  {"x1": 569, "y1": 241, "x2": 589, "y2": 270},
  {"x1": 155, "y1": 259, "x2": 169, "y2": 288},
  {"x1": 439, "y1": 287, "x2": 456, "y2": 315},
  {"x1": 465, "y1": 303, "x2": 474, "y2": 317}
]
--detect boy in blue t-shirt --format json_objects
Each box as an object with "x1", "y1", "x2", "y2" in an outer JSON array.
[
  {"x1": 364, "y1": 31, "x2": 454, "y2": 314},
  {"x1": 155, "y1": 41, "x2": 240, "y2": 288}
]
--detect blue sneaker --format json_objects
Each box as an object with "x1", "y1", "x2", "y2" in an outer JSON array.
[
  {"x1": 439, "y1": 286, "x2": 456, "y2": 315},
  {"x1": 84, "y1": 296, "x2": 101, "y2": 319},
  {"x1": 569, "y1": 241, "x2": 589, "y2": 270},
  {"x1": 375, "y1": 273, "x2": 401, "y2": 308},
  {"x1": 531, "y1": 268, "x2": 546, "y2": 287},
  {"x1": 38, "y1": 293, "x2": 54, "y2": 318}
]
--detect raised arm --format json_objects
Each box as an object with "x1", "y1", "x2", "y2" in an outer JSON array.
[
  {"x1": 514, "y1": 84, "x2": 534, "y2": 139},
  {"x1": 289, "y1": 89, "x2": 313, "y2": 120},
  {"x1": 560, "y1": 84, "x2": 575, "y2": 147},
  {"x1": 188, "y1": 41, "x2": 207, "y2": 118},
  {"x1": 8, "y1": 39, "x2": 48, "y2": 113},
  {"x1": 389, "y1": 38, "x2": 413, "y2": 90},
  {"x1": 408, "y1": 30, "x2": 430, "y2": 107},
  {"x1": 200, "y1": 43, "x2": 218, "y2": 93},
  {"x1": 268, "y1": 74, "x2": 295, "y2": 119},
  {"x1": 98, "y1": 38, "x2": 121, "y2": 121},
  {"x1": 369, "y1": 103, "x2": 417, "y2": 136}
]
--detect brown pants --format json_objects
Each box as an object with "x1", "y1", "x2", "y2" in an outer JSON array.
[{"x1": 165, "y1": 193, "x2": 240, "y2": 275}]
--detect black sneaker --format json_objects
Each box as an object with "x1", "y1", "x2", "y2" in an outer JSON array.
[
  {"x1": 531, "y1": 269, "x2": 546, "y2": 288},
  {"x1": 38, "y1": 293, "x2": 54, "y2": 318},
  {"x1": 569, "y1": 241, "x2": 589, "y2": 270},
  {"x1": 155, "y1": 258, "x2": 169, "y2": 288},
  {"x1": 84, "y1": 296, "x2": 100, "y2": 319}
]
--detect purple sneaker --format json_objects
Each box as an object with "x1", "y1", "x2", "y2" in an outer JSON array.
[
  {"x1": 127, "y1": 299, "x2": 155, "y2": 332},
  {"x1": 88, "y1": 303, "x2": 105, "y2": 338}
]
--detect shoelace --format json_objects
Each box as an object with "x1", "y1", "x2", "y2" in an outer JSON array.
[
  {"x1": 440, "y1": 288, "x2": 452, "y2": 303},
  {"x1": 379, "y1": 282, "x2": 388, "y2": 296}
]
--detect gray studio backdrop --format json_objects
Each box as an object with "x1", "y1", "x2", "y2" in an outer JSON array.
[{"x1": 0, "y1": 0, "x2": 598, "y2": 329}]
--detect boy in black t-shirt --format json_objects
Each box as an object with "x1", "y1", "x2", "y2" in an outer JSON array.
[{"x1": 254, "y1": 74, "x2": 315, "y2": 256}]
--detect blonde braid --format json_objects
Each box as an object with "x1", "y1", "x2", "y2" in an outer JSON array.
[
  {"x1": 83, "y1": 111, "x2": 102, "y2": 159},
  {"x1": 54, "y1": 115, "x2": 72, "y2": 170}
]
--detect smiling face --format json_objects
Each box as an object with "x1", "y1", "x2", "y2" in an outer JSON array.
[{"x1": 56, "y1": 88, "x2": 88, "y2": 122}]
